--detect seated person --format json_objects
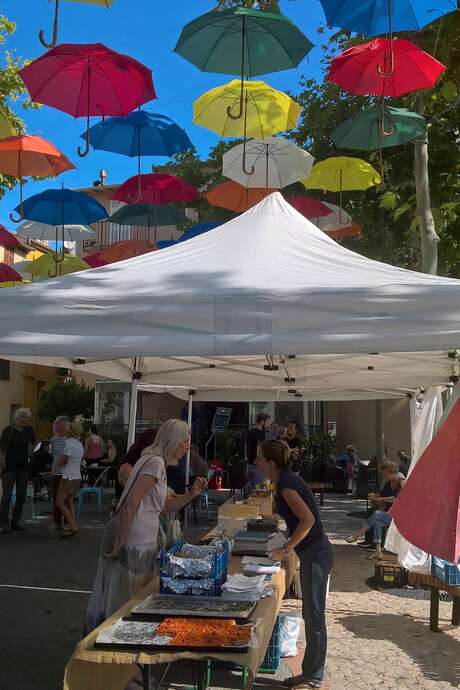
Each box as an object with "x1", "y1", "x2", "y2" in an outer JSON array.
[
  {"x1": 101, "y1": 439, "x2": 117, "y2": 465},
  {"x1": 30, "y1": 440, "x2": 52, "y2": 499},
  {"x1": 345, "y1": 461, "x2": 405, "y2": 559},
  {"x1": 397, "y1": 449, "x2": 411, "y2": 477}
]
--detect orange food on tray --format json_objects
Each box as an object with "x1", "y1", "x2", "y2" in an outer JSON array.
[{"x1": 157, "y1": 617, "x2": 251, "y2": 647}]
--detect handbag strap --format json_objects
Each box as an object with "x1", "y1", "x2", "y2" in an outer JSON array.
[{"x1": 114, "y1": 454, "x2": 159, "y2": 515}]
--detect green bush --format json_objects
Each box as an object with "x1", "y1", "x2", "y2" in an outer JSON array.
[{"x1": 37, "y1": 377, "x2": 95, "y2": 422}]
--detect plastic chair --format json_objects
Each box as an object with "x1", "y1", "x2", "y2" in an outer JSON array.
[{"x1": 77, "y1": 466, "x2": 110, "y2": 515}]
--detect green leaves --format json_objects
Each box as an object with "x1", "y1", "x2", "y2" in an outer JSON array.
[{"x1": 37, "y1": 377, "x2": 95, "y2": 422}]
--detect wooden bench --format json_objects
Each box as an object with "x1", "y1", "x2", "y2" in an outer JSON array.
[
  {"x1": 408, "y1": 571, "x2": 460, "y2": 632},
  {"x1": 307, "y1": 482, "x2": 333, "y2": 507}
]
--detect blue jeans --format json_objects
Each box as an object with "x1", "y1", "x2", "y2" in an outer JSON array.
[
  {"x1": 366, "y1": 510, "x2": 392, "y2": 544},
  {"x1": 299, "y1": 542, "x2": 333, "y2": 683}
]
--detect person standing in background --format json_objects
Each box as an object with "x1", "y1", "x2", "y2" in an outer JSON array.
[
  {"x1": 0, "y1": 408, "x2": 36, "y2": 533},
  {"x1": 50, "y1": 416, "x2": 69, "y2": 530},
  {"x1": 397, "y1": 450, "x2": 411, "y2": 477},
  {"x1": 245, "y1": 413, "x2": 271, "y2": 492},
  {"x1": 83, "y1": 424, "x2": 104, "y2": 466},
  {"x1": 56, "y1": 421, "x2": 84, "y2": 537},
  {"x1": 285, "y1": 420, "x2": 303, "y2": 471}
]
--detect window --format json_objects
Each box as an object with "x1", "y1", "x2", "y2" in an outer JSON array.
[
  {"x1": 3, "y1": 248, "x2": 14, "y2": 266},
  {"x1": 0, "y1": 360, "x2": 10, "y2": 381}
]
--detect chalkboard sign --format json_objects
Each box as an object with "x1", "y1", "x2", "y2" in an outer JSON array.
[{"x1": 211, "y1": 407, "x2": 232, "y2": 433}]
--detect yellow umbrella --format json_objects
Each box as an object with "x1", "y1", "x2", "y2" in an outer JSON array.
[
  {"x1": 28, "y1": 253, "x2": 90, "y2": 279},
  {"x1": 0, "y1": 281, "x2": 30, "y2": 288},
  {"x1": 40, "y1": 1, "x2": 114, "y2": 48},
  {"x1": 0, "y1": 108, "x2": 15, "y2": 139},
  {"x1": 303, "y1": 156, "x2": 381, "y2": 223}
]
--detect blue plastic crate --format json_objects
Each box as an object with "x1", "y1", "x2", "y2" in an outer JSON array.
[
  {"x1": 159, "y1": 541, "x2": 229, "y2": 596},
  {"x1": 259, "y1": 616, "x2": 281, "y2": 673},
  {"x1": 431, "y1": 556, "x2": 460, "y2": 586}
]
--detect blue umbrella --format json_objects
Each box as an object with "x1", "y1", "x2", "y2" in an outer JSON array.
[
  {"x1": 15, "y1": 188, "x2": 108, "y2": 226},
  {"x1": 157, "y1": 239, "x2": 178, "y2": 249},
  {"x1": 178, "y1": 221, "x2": 223, "y2": 242},
  {"x1": 319, "y1": 0, "x2": 457, "y2": 36}
]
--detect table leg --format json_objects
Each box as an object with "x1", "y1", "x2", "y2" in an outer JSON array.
[
  {"x1": 153, "y1": 662, "x2": 171, "y2": 690},
  {"x1": 452, "y1": 596, "x2": 460, "y2": 627},
  {"x1": 142, "y1": 664, "x2": 151, "y2": 690},
  {"x1": 430, "y1": 587, "x2": 440, "y2": 632}
]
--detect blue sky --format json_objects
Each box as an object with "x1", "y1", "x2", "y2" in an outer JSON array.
[{"x1": 1, "y1": 0, "x2": 328, "y2": 228}]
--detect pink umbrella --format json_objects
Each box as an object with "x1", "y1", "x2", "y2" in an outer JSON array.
[
  {"x1": 391, "y1": 398, "x2": 460, "y2": 563},
  {"x1": 19, "y1": 43, "x2": 156, "y2": 158},
  {"x1": 0, "y1": 263, "x2": 25, "y2": 283},
  {"x1": 111, "y1": 173, "x2": 199, "y2": 205},
  {"x1": 286, "y1": 196, "x2": 333, "y2": 219},
  {"x1": 82, "y1": 253, "x2": 109, "y2": 268},
  {"x1": 0, "y1": 225, "x2": 23, "y2": 249}
]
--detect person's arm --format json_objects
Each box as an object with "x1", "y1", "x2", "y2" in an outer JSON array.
[
  {"x1": 59, "y1": 453, "x2": 69, "y2": 468},
  {"x1": 0, "y1": 426, "x2": 9, "y2": 452},
  {"x1": 270, "y1": 488, "x2": 316, "y2": 560},
  {"x1": 163, "y1": 477, "x2": 207, "y2": 514}
]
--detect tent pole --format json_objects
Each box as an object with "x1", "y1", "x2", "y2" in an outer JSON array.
[
  {"x1": 127, "y1": 359, "x2": 140, "y2": 448},
  {"x1": 375, "y1": 400, "x2": 385, "y2": 479},
  {"x1": 184, "y1": 390, "x2": 195, "y2": 490}
]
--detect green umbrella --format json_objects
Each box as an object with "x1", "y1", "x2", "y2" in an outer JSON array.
[
  {"x1": 331, "y1": 107, "x2": 426, "y2": 151},
  {"x1": 109, "y1": 203, "x2": 185, "y2": 246},
  {"x1": 174, "y1": 6, "x2": 313, "y2": 118}
]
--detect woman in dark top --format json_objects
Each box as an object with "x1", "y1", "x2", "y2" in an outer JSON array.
[
  {"x1": 256, "y1": 440, "x2": 333, "y2": 689},
  {"x1": 345, "y1": 461, "x2": 405, "y2": 558}
]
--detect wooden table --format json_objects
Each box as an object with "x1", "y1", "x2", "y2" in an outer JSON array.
[
  {"x1": 64, "y1": 554, "x2": 293, "y2": 690},
  {"x1": 307, "y1": 482, "x2": 333, "y2": 507},
  {"x1": 408, "y1": 572, "x2": 460, "y2": 632}
]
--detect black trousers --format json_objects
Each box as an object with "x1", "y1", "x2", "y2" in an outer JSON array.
[
  {"x1": 0, "y1": 471, "x2": 29, "y2": 526},
  {"x1": 298, "y1": 542, "x2": 333, "y2": 683}
]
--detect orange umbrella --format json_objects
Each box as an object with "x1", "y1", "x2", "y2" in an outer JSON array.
[
  {"x1": 325, "y1": 223, "x2": 362, "y2": 240},
  {"x1": 85, "y1": 239, "x2": 156, "y2": 265},
  {"x1": 206, "y1": 180, "x2": 275, "y2": 213},
  {"x1": 0, "y1": 135, "x2": 74, "y2": 222}
]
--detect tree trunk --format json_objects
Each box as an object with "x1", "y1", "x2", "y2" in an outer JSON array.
[
  {"x1": 375, "y1": 400, "x2": 385, "y2": 477},
  {"x1": 414, "y1": 92, "x2": 440, "y2": 276}
]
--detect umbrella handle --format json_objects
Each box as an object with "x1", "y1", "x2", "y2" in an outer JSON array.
[
  {"x1": 39, "y1": 0, "x2": 60, "y2": 49},
  {"x1": 78, "y1": 126, "x2": 91, "y2": 158},
  {"x1": 9, "y1": 177, "x2": 23, "y2": 223},
  {"x1": 78, "y1": 60, "x2": 92, "y2": 157},
  {"x1": 227, "y1": 90, "x2": 244, "y2": 120},
  {"x1": 242, "y1": 142, "x2": 255, "y2": 177},
  {"x1": 9, "y1": 211, "x2": 21, "y2": 224},
  {"x1": 379, "y1": 114, "x2": 394, "y2": 137},
  {"x1": 55, "y1": 252, "x2": 65, "y2": 264}
]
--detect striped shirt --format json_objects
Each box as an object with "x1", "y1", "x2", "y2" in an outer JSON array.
[{"x1": 51, "y1": 435, "x2": 67, "y2": 476}]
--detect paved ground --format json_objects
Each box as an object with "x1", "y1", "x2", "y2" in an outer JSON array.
[{"x1": 0, "y1": 491, "x2": 458, "y2": 690}]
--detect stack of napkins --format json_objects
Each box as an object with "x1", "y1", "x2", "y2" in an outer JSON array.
[
  {"x1": 221, "y1": 573, "x2": 267, "y2": 601},
  {"x1": 232, "y1": 530, "x2": 286, "y2": 556},
  {"x1": 241, "y1": 555, "x2": 281, "y2": 575}
]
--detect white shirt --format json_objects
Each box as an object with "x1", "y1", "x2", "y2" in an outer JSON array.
[
  {"x1": 62, "y1": 438, "x2": 84, "y2": 481},
  {"x1": 124, "y1": 456, "x2": 168, "y2": 547}
]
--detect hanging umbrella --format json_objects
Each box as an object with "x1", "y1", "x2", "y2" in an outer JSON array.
[
  {"x1": 111, "y1": 173, "x2": 199, "y2": 206},
  {"x1": 0, "y1": 225, "x2": 24, "y2": 249},
  {"x1": 312, "y1": 201, "x2": 353, "y2": 232},
  {"x1": 0, "y1": 107, "x2": 15, "y2": 139},
  {"x1": 87, "y1": 239, "x2": 156, "y2": 265},
  {"x1": 39, "y1": 1, "x2": 115, "y2": 48},
  {"x1": 0, "y1": 135, "x2": 74, "y2": 222},
  {"x1": 223, "y1": 137, "x2": 314, "y2": 189},
  {"x1": 17, "y1": 220, "x2": 96, "y2": 243},
  {"x1": 27, "y1": 252, "x2": 90, "y2": 278},
  {"x1": 83, "y1": 253, "x2": 108, "y2": 268},
  {"x1": 20, "y1": 43, "x2": 156, "y2": 157},
  {"x1": 286, "y1": 196, "x2": 334, "y2": 219},
  {"x1": 84, "y1": 111, "x2": 192, "y2": 199},
  {"x1": 318, "y1": 0, "x2": 457, "y2": 36},
  {"x1": 332, "y1": 106, "x2": 426, "y2": 150},
  {"x1": 157, "y1": 240, "x2": 177, "y2": 250},
  {"x1": 175, "y1": 6, "x2": 312, "y2": 119},
  {"x1": 8, "y1": 260, "x2": 34, "y2": 280},
  {"x1": 326, "y1": 223, "x2": 362, "y2": 240},
  {"x1": 303, "y1": 157, "x2": 380, "y2": 223},
  {"x1": 206, "y1": 180, "x2": 274, "y2": 212},
  {"x1": 15, "y1": 187, "x2": 108, "y2": 276},
  {"x1": 0, "y1": 263, "x2": 25, "y2": 283},
  {"x1": 109, "y1": 203, "x2": 185, "y2": 246},
  {"x1": 179, "y1": 222, "x2": 224, "y2": 243}
]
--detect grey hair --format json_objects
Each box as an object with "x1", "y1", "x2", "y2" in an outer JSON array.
[
  {"x1": 55, "y1": 415, "x2": 70, "y2": 423},
  {"x1": 142, "y1": 419, "x2": 189, "y2": 463},
  {"x1": 15, "y1": 407, "x2": 32, "y2": 421}
]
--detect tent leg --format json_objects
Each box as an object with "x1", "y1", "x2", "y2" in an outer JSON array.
[
  {"x1": 127, "y1": 374, "x2": 140, "y2": 448},
  {"x1": 184, "y1": 390, "x2": 194, "y2": 490},
  {"x1": 375, "y1": 400, "x2": 385, "y2": 477}
]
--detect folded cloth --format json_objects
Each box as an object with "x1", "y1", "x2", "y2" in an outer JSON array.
[
  {"x1": 241, "y1": 556, "x2": 279, "y2": 567},
  {"x1": 222, "y1": 573, "x2": 266, "y2": 592},
  {"x1": 243, "y1": 563, "x2": 281, "y2": 575}
]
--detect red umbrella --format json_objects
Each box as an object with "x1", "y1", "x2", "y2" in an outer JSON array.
[
  {"x1": 287, "y1": 196, "x2": 333, "y2": 219},
  {"x1": 19, "y1": 43, "x2": 156, "y2": 158},
  {"x1": 111, "y1": 173, "x2": 199, "y2": 205},
  {"x1": 82, "y1": 253, "x2": 108, "y2": 268},
  {"x1": 0, "y1": 263, "x2": 24, "y2": 283},
  {"x1": 391, "y1": 398, "x2": 460, "y2": 563},
  {"x1": 327, "y1": 38, "x2": 445, "y2": 98},
  {"x1": 0, "y1": 225, "x2": 24, "y2": 249}
]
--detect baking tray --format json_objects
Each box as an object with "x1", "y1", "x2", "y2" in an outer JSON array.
[
  {"x1": 94, "y1": 618, "x2": 252, "y2": 653},
  {"x1": 130, "y1": 594, "x2": 257, "y2": 620}
]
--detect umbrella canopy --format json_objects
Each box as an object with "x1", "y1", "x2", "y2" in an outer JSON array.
[
  {"x1": 7, "y1": 260, "x2": 33, "y2": 279},
  {"x1": 303, "y1": 157, "x2": 381, "y2": 192},
  {"x1": 111, "y1": 173, "x2": 199, "y2": 206},
  {"x1": 327, "y1": 223, "x2": 362, "y2": 240},
  {"x1": 0, "y1": 107, "x2": 16, "y2": 139},
  {"x1": 0, "y1": 225, "x2": 24, "y2": 249},
  {"x1": 206, "y1": 180, "x2": 274, "y2": 212},
  {"x1": 83, "y1": 111, "x2": 192, "y2": 158},
  {"x1": 39, "y1": 0, "x2": 115, "y2": 49},
  {"x1": 313, "y1": 202, "x2": 353, "y2": 232},
  {"x1": 194, "y1": 80, "x2": 300, "y2": 138},
  {"x1": 17, "y1": 220, "x2": 96, "y2": 243},
  {"x1": 179, "y1": 222, "x2": 223, "y2": 243},
  {"x1": 0, "y1": 263, "x2": 24, "y2": 283},
  {"x1": 286, "y1": 196, "x2": 333, "y2": 219},
  {"x1": 109, "y1": 204, "x2": 185, "y2": 228},
  {"x1": 174, "y1": 7, "x2": 313, "y2": 77},
  {"x1": 157, "y1": 240, "x2": 177, "y2": 250},
  {"x1": 332, "y1": 106, "x2": 426, "y2": 150},
  {"x1": 223, "y1": 137, "x2": 314, "y2": 189},
  {"x1": 16, "y1": 188, "x2": 109, "y2": 226},
  {"x1": 27, "y1": 252, "x2": 89, "y2": 278},
  {"x1": 318, "y1": 0, "x2": 457, "y2": 36},
  {"x1": 391, "y1": 398, "x2": 460, "y2": 563},
  {"x1": 87, "y1": 240, "x2": 156, "y2": 265},
  {"x1": 83, "y1": 253, "x2": 108, "y2": 268},
  {"x1": 20, "y1": 43, "x2": 156, "y2": 157},
  {"x1": 327, "y1": 38, "x2": 446, "y2": 97}
]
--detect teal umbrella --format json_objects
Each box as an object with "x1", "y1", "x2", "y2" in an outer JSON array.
[
  {"x1": 109, "y1": 203, "x2": 185, "y2": 246},
  {"x1": 174, "y1": 6, "x2": 313, "y2": 119},
  {"x1": 331, "y1": 107, "x2": 426, "y2": 151}
]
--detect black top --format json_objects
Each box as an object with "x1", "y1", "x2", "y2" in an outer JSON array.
[
  {"x1": 246, "y1": 427, "x2": 265, "y2": 464},
  {"x1": 276, "y1": 470, "x2": 329, "y2": 554},
  {"x1": 31, "y1": 445, "x2": 52, "y2": 477},
  {"x1": 381, "y1": 479, "x2": 402, "y2": 511},
  {"x1": 286, "y1": 436, "x2": 302, "y2": 451},
  {"x1": 0, "y1": 425, "x2": 36, "y2": 473}
]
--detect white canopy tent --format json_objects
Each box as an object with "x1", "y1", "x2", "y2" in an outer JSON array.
[{"x1": 1, "y1": 192, "x2": 460, "y2": 463}]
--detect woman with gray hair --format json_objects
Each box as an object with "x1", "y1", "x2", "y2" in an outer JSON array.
[
  {"x1": 0, "y1": 408, "x2": 35, "y2": 533},
  {"x1": 84, "y1": 419, "x2": 207, "y2": 634}
]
